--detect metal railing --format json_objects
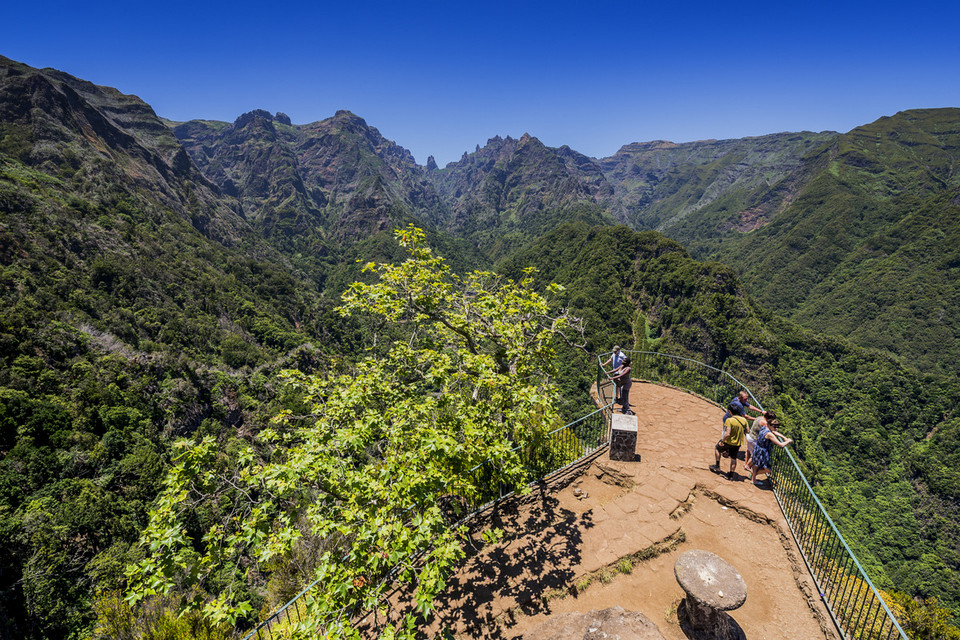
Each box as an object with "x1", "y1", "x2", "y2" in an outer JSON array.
[
  {"x1": 774, "y1": 449, "x2": 907, "y2": 640},
  {"x1": 462, "y1": 400, "x2": 614, "y2": 516},
  {"x1": 242, "y1": 398, "x2": 615, "y2": 640},
  {"x1": 597, "y1": 350, "x2": 759, "y2": 410},
  {"x1": 600, "y1": 350, "x2": 908, "y2": 640}
]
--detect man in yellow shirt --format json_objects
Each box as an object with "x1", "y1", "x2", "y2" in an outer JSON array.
[{"x1": 712, "y1": 402, "x2": 748, "y2": 479}]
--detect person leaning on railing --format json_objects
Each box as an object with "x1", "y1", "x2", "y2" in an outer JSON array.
[
  {"x1": 744, "y1": 411, "x2": 777, "y2": 471},
  {"x1": 749, "y1": 417, "x2": 792, "y2": 486},
  {"x1": 611, "y1": 356, "x2": 634, "y2": 415},
  {"x1": 601, "y1": 345, "x2": 625, "y2": 402}
]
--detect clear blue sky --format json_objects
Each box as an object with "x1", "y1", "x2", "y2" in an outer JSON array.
[{"x1": 6, "y1": 0, "x2": 960, "y2": 166}]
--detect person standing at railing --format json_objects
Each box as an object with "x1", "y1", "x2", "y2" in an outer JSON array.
[
  {"x1": 744, "y1": 410, "x2": 778, "y2": 471},
  {"x1": 601, "y1": 345, "x2": 626, "y2": 403},
  {"x1": 750, "y1": 417, "x2": 792, "y2": 486},
  {"x1": 712, "y1": 403, "x2": 748, "y2": 479},
  {"x1": 720, "y1": 390, "x2": 759, "y2": 438},
  {"x1": 611, "y1": 356, "x2": 634, "y2": 415}
]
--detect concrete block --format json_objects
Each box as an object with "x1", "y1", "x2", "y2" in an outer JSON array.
[{"x1": 610, "y1": 413, "x2": 638, "y2": 461}]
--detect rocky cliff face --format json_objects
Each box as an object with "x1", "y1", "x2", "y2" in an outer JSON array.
[
  {"x1": 0, "y1": 55, "x2": 247, "y2": 246},
  {"x1": 173, "y1": 109, "x2": 446, "y2": 246},
  {"x1": 429, "y1": 133, "x2": 614, "y2": 256},
  {"x1": 172, "y1": 115, "x2": 624, "y2": 259}
]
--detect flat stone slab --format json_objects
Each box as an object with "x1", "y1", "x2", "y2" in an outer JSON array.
[
  {"x1": 674, "y1": 549, "x2": 747, "y2": 611},
  {"x1": 522, "y1": 606, "x2": 667, "y2": 640}
]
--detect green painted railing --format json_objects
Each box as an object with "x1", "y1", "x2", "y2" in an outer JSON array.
[
  {"x1": 461, "y1": 400, "x2": 614, "y2": 516},
  {"x1": 599, "y1": 350, "x2": 908, "y2": 640}
]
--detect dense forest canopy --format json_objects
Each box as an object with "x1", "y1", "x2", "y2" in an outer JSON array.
[
  {"x1": 1, "y1": 54, "x2": 959, "y2": 639},
  {"x1": 124, "y1": 227, "x2": 583, "y2": 638}
]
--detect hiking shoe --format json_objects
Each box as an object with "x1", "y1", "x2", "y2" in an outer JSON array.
[{"x1": 709, "y1": 464, "x2": 721, "y2": 474}]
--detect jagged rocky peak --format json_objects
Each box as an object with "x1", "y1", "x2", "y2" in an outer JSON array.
[
  {"x1": 331, "y1": 109, "x2": 369, "y2": 128},
  {"x1": 425, "y1": 155, "x2": 438, "y2": 171},
  {"x1": 233, "y1": 109, "x2": 276, "y2": 130},
  {"x1": 274, "y1": 111, "x2": 292, "y2": 125}
]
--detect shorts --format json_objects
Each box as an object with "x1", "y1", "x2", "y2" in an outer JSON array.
[{"x1": 716, "y1": 441, "x2": 740, "y2": 459}]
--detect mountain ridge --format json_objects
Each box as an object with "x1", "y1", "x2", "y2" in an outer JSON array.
[{"x1": 3, "y1": 54, "x2": 960, "y2": 638}]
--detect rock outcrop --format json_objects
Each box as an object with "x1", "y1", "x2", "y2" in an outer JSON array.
[{"x1": 522, "y1": 607, "x2": 667, "y2": 640}]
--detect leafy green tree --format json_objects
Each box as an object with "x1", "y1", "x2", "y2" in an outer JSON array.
[
  {"x1": 887, "y1": 591, "x2": 960, "y2": 640},
  {"x1": 125, "y1": 226, "x2": 583, "y2": 638}
]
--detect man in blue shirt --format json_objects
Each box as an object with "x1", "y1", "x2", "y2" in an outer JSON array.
[{"x1": 721, "y1": 390, "x2": 757, "y2": 437}]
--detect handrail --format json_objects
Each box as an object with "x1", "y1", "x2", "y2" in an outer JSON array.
[
  {"x1": 460, "y1": 399, "x2": 615, "y2": 517},
  {"x1": 604, "y1": 350, "x2": 908, "y2": 640}
]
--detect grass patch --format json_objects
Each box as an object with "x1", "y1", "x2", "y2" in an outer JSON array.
[{"x1": 566, "y1": 530, "x2": 688, "y2": 598}]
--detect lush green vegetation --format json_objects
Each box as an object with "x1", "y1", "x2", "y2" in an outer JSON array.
[
  {"x1": 0, "y1": 148, "x2": 360, "y2": 638},
  {"x1": 125, "y1": 227, "x2": 583, "y2": 638},
  {"x1": 503, "y1": 223, "x2": 960, "y2": 622},
  {"x1": 4, "y1": 55, "x2": 960, "y2": 639},
  {"x1": 650, "y1": 109, "x2": 960, "y2": 377}
]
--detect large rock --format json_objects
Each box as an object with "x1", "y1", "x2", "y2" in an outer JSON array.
[{"x1": 522, "y1": 606, "x2": 666, "y2": 640}]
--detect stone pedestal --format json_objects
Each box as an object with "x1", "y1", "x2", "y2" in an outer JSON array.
[
  {"x1": 610, "y1": 413, "x2": 638, "y2": 461},
  {"x1": 674, "y1": 550, "x2": 747, "y2": 640}
]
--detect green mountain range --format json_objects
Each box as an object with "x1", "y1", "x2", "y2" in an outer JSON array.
[
  {"x1": 427, "y1": 133, "x2": 614, "y2": 257},
  {"x1": 598, "y1": 131, "x2": 838, "y2": 235},
  {"x1": 703, "y1": 109, "x2": 960, "y2": 375},
  {"x1": 2, "y1": 54, "x2": 960, "y2": 638}
]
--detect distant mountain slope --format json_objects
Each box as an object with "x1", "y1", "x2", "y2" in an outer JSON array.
[
  {"x1": 429, "y1": 134, "x2": 615, "y2": 257},
  {"x1": 171, "y1": 109, "x2": 446, "y2": 247},
  {"x1": 170, "y1": 109, "x2": 492, "y2": 286},
  {"x1": 0, "y1": 55, "x2": 248, "y2": 246},
  {"x1": 707, "y1": 109, "x2": 960, "y2": 374},
  {"x1": 598, "y1": 131, "x2": 837, "y2": 237}
]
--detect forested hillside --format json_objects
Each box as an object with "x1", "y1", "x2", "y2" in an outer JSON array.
[
  {"x1": 0, "y1": 55, "x2": 364, "y2": 639},
  {"x1": 706, "y1": 109, "x2": 960, "y2": 375},
  {"x1": 2, "y1": 53, "x2": 960, "y2": 639},
  {"x1": 598, "y1": 131, "x2": 837, "y2": 234},
  {"x1": 595, "y1": 109, "x2": 960, "y2": 375},
  {"x1": 500, "y1": 222, "x2": 960, "y2": 616}
]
